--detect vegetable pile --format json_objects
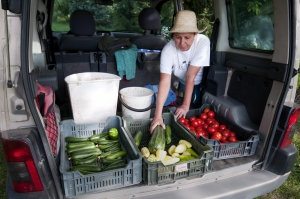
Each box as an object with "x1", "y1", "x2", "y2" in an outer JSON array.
[
  {"x1": 178, "y1": 108, "x2": 240, "y2": 143},
  {"x1": 65, "y1": 127, "x2": 127, "y2": 175},
  {"x1": 138, "y1": 125, "x2": 200, "y2": 166}
]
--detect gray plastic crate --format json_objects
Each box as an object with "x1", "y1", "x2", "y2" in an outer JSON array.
[
  {"x1": 59, "y1": 116, "x2": 142, "y2": 198},
  {"x1": 171, "y1": 104, "x2": 260, "y2": 160},
  {"x1": 122, "y1": 113, "x2": 213, "y2": 185}
]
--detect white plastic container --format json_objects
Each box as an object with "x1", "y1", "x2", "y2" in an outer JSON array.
[
  {"x1": 119, "y1": 87, "x2": 154, "y2": 120},
  {"x1": 65, "y1": 72, "x2": 121, "y2": 124}
]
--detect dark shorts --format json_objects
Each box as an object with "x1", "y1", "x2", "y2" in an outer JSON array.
[{"x1": 179, "y1": 81, "x2": 202, "y2": 106}]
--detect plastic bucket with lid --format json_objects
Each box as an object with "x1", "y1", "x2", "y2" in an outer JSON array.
[
  {"x1": 119, "y1": 87, "x2": 154, "y2": 120},
  {"x1": 65, "y1": 72, "x2": 121, "y2": 124}
]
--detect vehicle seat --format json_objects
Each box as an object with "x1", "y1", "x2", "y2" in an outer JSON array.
[
  {"x1": 57, "y1": 10, "x2": 102, "y2": 52},
  {"x1": 129, "y1": 8, "x2": 168, "y2": 50}
]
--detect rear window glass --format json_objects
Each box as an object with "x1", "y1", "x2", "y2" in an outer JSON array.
[
  {"x1": 52, "y1": 0, "x2": 174, "y2": 33},
  {"x1": 227, "y1": 0, "x2": 274, "y2": 52}
]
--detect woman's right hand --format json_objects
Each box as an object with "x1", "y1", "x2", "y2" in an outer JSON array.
[{"x1": 150, "y1": 115, "x2": 166, "y2": 134}]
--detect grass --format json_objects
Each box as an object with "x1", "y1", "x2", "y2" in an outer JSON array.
[{"x1": 0, "y1": 129, "x2": 299, "y2": 198}]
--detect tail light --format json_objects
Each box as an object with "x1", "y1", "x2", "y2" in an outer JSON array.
[
  {"x1": 279, "y1": 107, "x2": 300, "y2": 148},
  {"x1": 1, "y1": 138, "x2": 44, "y2": 192}
]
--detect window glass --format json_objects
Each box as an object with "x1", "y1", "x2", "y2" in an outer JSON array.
[
  {"x1": 227, "y1": 0, "x2": 274, "y2": 51},
  {"x1": 52, "y1": 0, "x2": 151, "y2": 32}
]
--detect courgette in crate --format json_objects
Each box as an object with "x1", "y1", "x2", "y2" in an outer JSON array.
[
  {"x1": 65, "y1": 136, "x2": 89, "y2": 143},
  {"x1": 165, "y1": 125, "x2": 172, "y2": 144},
  {"x1": 148, "y1": 125, "x2": 166, "y2": 154},
  {"x1": 134, "y1": 130, "x2": 143, "y2": 147},
  {"x1": 104, "y1": 159, "x2": 126, "y2": 166},
  {"x1": 186, "y1": 148, "x2": 199, "y2": 158},
  {"x1": 106, "y1": 150, "x2": 127, "y2": 159},
  {"x1": 71, "y1": 165, "x2": 101, "y2": 172},
  {"x1": 97, "y1": 139, "x2": 119, "y2": 145},
  {"x1": 66, "y1": 141, "x2": 95, "y2": 149},
  {"x1": 100, "y1": 156, "x2": 122, "y2": 164},
  {"x1": 67, "y1": 144, "x2": 96, "y2": 154},
  {"x1": 102, "y1": 162, "x2": 127, "y2": 171},
  {"x1": 71, "y1": 148, "x2": 102, "y2": 160},
  {"x1": 104, "y1": 143, "x2": 121, "y2": 152},
  {"x1": 98, "y1": 142, "x2": 117, "y2": 150},
  {"x1": 99, "y1": 151, "x2": 112, "y2": 159},
  {"x1": 72, "y1": 155, "x2": 99, "y2": 165}
]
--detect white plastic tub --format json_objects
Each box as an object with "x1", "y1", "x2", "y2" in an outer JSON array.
[{"x1": 65, "y1": 72, "x2": 121, "y2": 124}]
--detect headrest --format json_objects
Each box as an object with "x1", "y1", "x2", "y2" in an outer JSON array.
[
  {"x1": 138, "y1": 8, "x2": 161, "y2": 30},
  {"x1": 69, "y1": 10, "x2": 95, "y2": 36}
]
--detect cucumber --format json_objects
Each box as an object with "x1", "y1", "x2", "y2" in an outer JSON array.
[
  {"x1": 165, "y1": 125, "x2": 172, "y2": 144},
  {"x1": 66, "y1": 141, "x2": 95, "y2": 149},
  {"x1": 106, "y1": 147, "x2": 122, "y2": 155},
  {"x1": 65, "y1": 136, "x2": 89, "y2": 143},
  {"x1": 98, "y1": 142, "x2": 117, "y2": 150},
  {"x1": 71, "y1": 148, "x2": 102, "y2": 159},
  {"x1": 104, "y1": 143, "x2": 121, "y2": 152},
  {"x1": 100, "y1": 157, "x2": 122, "y2": 164},
  {"x1": 148, "y1": 125, "x2": 166, "y2": 154},
  {"x1": 106, "y1": 150, "x2": 127, "y2": 160},
  {"x1": 134, "y1": 130, "x2": 143, "y2": 147},
  {"x1": 105, "y1": 159, "x2": 126, "y2": 167},
  {"x1": 102, "y1": 162, "x2": 127, "y2": 171},
  {"x1": 99, "y1": 151, "x2": 112, "y2": 159},
  {"x1": 72, "y1": 155, "x2": 99, "y2": 165},
  {"x1": 97, "y1": 139, "x2": 119, "y2": 145},
  {"x1": 71, "y1": 165, "x2": 101, "y2": 172},
  {"x1": 67, "y1": 144, "x2": 96, "y2": 154}
]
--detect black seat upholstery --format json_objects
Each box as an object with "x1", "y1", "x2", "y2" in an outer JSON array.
[
  {"x1": 129, "y1": 8, "x2": 168, "y2": 50},
  {"x1": 57, "y1": 10, "x2": 102, "y2": 52}
]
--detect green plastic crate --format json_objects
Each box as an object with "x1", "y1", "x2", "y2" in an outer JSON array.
[
  {"x1": 122, "y1": 113, "x2": 213, "y2": 185},
  {"x1": 59, "y1": 116, "x2": 142, "y2": 198}
]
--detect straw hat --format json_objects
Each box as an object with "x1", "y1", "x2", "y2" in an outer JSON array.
[{"x1": 169, "y1": 10, "x2": 206, "y2": 33}]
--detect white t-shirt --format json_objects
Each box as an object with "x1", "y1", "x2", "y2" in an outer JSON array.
[{"x1": 160, "y1": 34, "x2": 210, "y2": 85}]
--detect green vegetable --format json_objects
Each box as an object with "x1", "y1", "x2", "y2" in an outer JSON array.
[
  {"x1": 66, "y1": 141, "x2": 94, "y2": 149},
  {"x1": 99, "y1": 151, "x2": 112, "y2": 159},
  {"x1": 72, "y1": 155, "x2": 99, "y2": 165},
  {"x1": 98, "y1": 142, "x2": 117, "y2": 150},
  {"x1": 97, "y1": 139, "x2": 119, "y2": 145},
  {"x1": 109, "y1": 128, "x2": 119, "y2": 140},
  {"x1": 102, "y1": 163, "x2": 127, "y2": 171},
  {"x1": 100, "y1": 157, "x2": 122, "y2": 164},
  {"x1": 165, "y1": 125, "x2": 172, "y2": 144},
  {"x1": 104, "y1": 143, "x2": 121, "y2": 152},
  {"x1": 71, "y1": 165, "x2": 101, "y2": 172},
  {"x1": 104, "y1": 159, "x2": 126, "y2": 167},
  {"x1": 71, "y1": 148, "x2": 102, "y2": 159},
  {"x1": 106, "y1": 150, "x2": 127, "y2": 159},
  {"x1": 178, "y1": 155, "x2": 195, "y2": 162},
  {"x1": 148, "y1": 125, "x2": 166, "y2": 154},
  {"x1": 186, "y1": 148, "x2": 199, "y2": 158},
  {"x1": 65, "y1": 136, "x2": 89, "y2": 143},
  {"x1": 67, "y1": 144, "x2": 96, "y2": 154},
  {"x1": 134, "y1": 130, "x2": 143, "y2": 147}
]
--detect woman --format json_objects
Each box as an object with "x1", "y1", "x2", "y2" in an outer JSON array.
[{"x1": 150, "y1": 10, "x2": 210, "y2": 133}]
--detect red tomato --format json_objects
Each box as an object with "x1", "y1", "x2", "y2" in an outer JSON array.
[
  {"x1": 190, "y1": 127, "x2": 196, "y2": 133},
  {"x1": 196, "y1": 130, "x2": 206, "y2": 138},
  {"x1": 203, "y1": 108, "x2": 210, "y2": 113},
  {"x1": 189, "y1": 116, "x2": 197, "y2": 122},
  {"x1": 229, "y1": 131, "x2": 236, "y2": 137},
  {"x1": 207, "y1": 127, "x2": 216, "y2": 134},
  {"x1": 190, "y1": 120, "x2": 199, "y2": 128},
  {"x1": 222, "y1": 130, "x2": 230, "y2": 138},
  {"x1": 211, "y1": 121, "x2": 219, "y2": 128},
  {"x1": 196, "y1": 118, "x2": 204, "y2": 125},
  {"x1": 207, "y1": 111, "x2": 215, "y2": 118},
  {"x1": 221, "y1": 136, "x2": 228, "y2": 142},
  {"x1": 200, "y1": 113, "x2": 208, "y2": 120},
  {"x1": 206, "y1": 118, "x2": 213, "y2": 125},
  {"x1": 211, "y1": 135, "x2": 220, "y2": 141},
  {"x1": 219, "y1": 124, "x2": 226, "y2": 131},
  {"x1": 228, "y1": 136, "x2": 237, "y2": 142},
  {"x1": 196, "y1": 126, "x2": 203, "y2": 131},
  {"x1": 178, "y1": 117, "x2": 186, "y2": 125},
  {"x1": 203, "y1": 123, "x2": 208, "y2": 130},
  {"x1": 212, "y1": 132, "x2": 222, "y2": 140}
]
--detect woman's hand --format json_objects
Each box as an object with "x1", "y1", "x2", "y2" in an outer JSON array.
[
  {"x1": 175, "y1": 104, "x2": 189, "y2": 119},
  {"x1": 150, "y1": 116, "x2": 166, "y2": 134}
]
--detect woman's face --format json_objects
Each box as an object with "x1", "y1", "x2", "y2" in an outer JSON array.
[{"x1": 173, "y1": 33, "x2": 196, "y2": 51}]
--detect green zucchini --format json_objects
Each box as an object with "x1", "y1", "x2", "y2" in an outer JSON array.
[
  {"x1": 106, "y1": 150, "x2": 127, "y2": 160},
  {"x1": 67, "y1": 144, "x2": 96, "y2": 154},
  {"x1": 100, "y1": 157, "x2": 122, "y2": 164},
  {"x1": 102, "y1": 163, "x2": 127, "y2": 171},
  {"x1": 98, "y1": 142, "x2": 118, "y2": 150},
  {"x1": 66, "y1": 141, "x2": 95, "y2": 149},
  {"x1": 104, "y1": 143, "x2": 121, "y2": 152},
  {"x1": 72, "y1": 155, "x2": 99, "y2": 165},
  {"x1": 99, "y1": 151, "x2": 112, "y2": 159},
  {"x1": 97, "y1": 139, "x2": 119, "y2": 145},
  {"x1": 105, "y1": 159, "x2": 126, "y2": 167},
  {"x1": 71, "y1": 148, "x2": 102, "y2": 159},
  {"x1": 134, "y1": 130, "x2": 143, "y2": 147},
  {"x1": 165, "y1": 125, "x2": 172, "y2": 144},
  {"x1": 107, "y1": 147, "x2": 122, "y2": 154},
  {"x1": 71, "y1": 165, "x2": 101, "y2": 172},
  {"x1": 148, "y1": 125, "x2": 166, "y2": 154},
  {"x1": 65, "y1": 136, "x2": 89, "y2": 143}
]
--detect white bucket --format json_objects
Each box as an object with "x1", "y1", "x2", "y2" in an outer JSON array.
[
  {"x1": 65, "y1": 72, "x2": 121, "y2": 124},
  {"x1": 119, "y1": 87, "x2": 154, "y2": 120}
]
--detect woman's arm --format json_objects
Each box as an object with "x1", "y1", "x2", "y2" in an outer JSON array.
[
  {"x1": 150, "y1": 73, "x2": 171, "y2": 133},
  {"x1": 175, "y1": 65, "x2": 201, "y2": 118}
]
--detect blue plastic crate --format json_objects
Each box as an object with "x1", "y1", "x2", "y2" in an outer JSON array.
[{"x1": 59, "y1": 116, "x2": 142, "y2": 198}]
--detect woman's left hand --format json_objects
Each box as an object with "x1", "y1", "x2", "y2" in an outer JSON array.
[{"x1": 175, "y1": 104, "x2": 189, "y2": 119}]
